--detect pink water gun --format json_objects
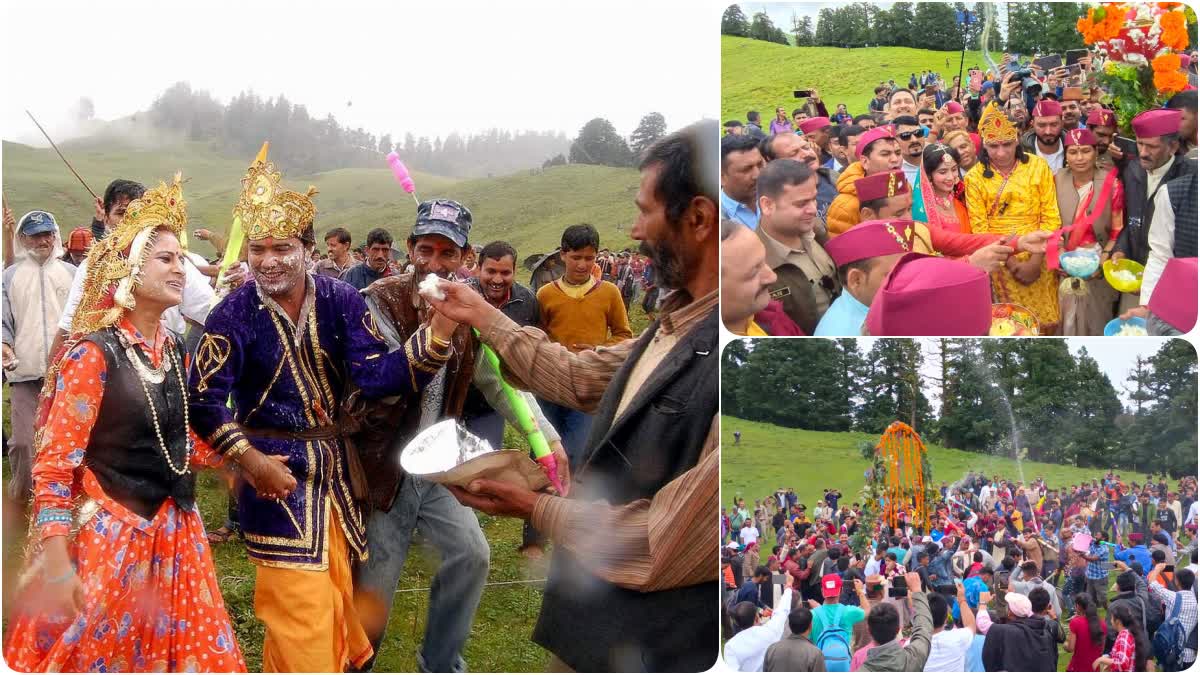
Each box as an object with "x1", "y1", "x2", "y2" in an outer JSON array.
[{"x1": 386, "y1": 152, "x2": 420, "y2": 205}]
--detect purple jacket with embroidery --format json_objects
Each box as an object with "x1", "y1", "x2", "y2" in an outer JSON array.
[{"x1": 188, "y1": 274, "x2": 447, "y2": 569}]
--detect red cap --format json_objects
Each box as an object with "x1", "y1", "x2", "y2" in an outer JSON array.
[
  {"x1": 865, "y1": 253, "x2": 992, "y2": 336},
  {"x1": 1032, "y1": 99, "x2": 1062, "y2": 118},
  {"x1": 821, "y1": 573, "x2": 844, "y2": 598},
  {"x1": 856, "y1": 126, "x2": 897, "y2": 160},
  {"x1": 67, "y1": 227, "x2": 92, "y2": 252},
  {"x1": 798, "y1": 116, "x2": 832, "y2": 134},
  {"x1": 854, "y1": 170, "x2": 909, "y2": 202},
  {"x1": 1132, "y1": 109, "x2": 1183, "y2": 138},
  {"x1": 1087, "y1": 109, "x2": 1118, "y2": 128},
  {"x1": 1063, "y1": 128, "x2": 1098, "y2": 147},
  {"x1": 825, "y1": 219, "x2": 915, "y2": 267},
  {"x1": 943, "y1": 101, "x2": 965, "y2": 115},
  {"x1": 1149, "y1": 257, "x2": 1197, "y2": 333}
]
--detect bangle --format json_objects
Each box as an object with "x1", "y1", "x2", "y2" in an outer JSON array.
[
  {"x1": 45, "y1": 567, "x2": 75, "y2": 585},
  {"x1": 428, "y1": 330, "x2": 451, "y2": 349},
  {"x1": 225, "y1": 439, "x2": 252, "y2": 462}
]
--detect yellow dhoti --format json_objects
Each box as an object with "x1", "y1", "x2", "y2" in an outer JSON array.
[{"x1": 254, "y1": 507, "x2": 373, "y2": 673}]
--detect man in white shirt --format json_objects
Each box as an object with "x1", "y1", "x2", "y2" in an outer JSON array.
[
  {"x1": 923, "y1": 580, "x2": 977, "y2": 672},
  {"x1": 865, "y1": 545, "x2": 887, "y2": 578},
  {"x1": 725, "y1": 585, "x2": 793, "y2": 671},
  {"x1": 1028, "y1": 99, "x2": 1065, "y2": 172},
  {"x1": 741, "y1": 522, "x2": 761, "y2": 548},
  {"x1": 1137, "y1": 170, "x2": 1196, "y2": 309}
]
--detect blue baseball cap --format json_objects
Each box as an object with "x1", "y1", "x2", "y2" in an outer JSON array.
[
  {"x1": 18, "y1": 210, "x2": 57, "y2": 236},
  {"x1": 981, "y1": 81, "x2": 996, "y2": 95},
  {"x1": 413, "y1": 199, "x2": 472, "y2": 248}
]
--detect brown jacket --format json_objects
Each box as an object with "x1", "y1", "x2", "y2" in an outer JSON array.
[
  {"x1": 755, "y1": 227, "x2": 840, "y2": 335},
  {"x1": 349, "y1": 272, "x2": 478, "y2": 511}
]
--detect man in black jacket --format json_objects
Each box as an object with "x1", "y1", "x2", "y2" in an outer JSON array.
[
  {"x1": 427, "y1": 121, "x2": 720, "y2": 672},
  {"x1": 1113, "y1": 109, "x2": 1196, "y2": 308}
]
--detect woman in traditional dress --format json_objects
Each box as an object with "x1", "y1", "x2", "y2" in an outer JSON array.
[
  {"x1": 1052, "y1": 128, "x2": 1125, "y2": 335},
  {"x1": 965, "y1": 102, "x2": 1064, "y2": 334},
  {"x1": 913, "y1": 143, "x2": 971, "y2": 233},
  {"x1": 4, "y1": 175, "x2": 246, "y2": 673}
]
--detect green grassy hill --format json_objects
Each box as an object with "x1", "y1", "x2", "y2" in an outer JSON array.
[
  {"x1": 722, "y1": 36, "x2": 988, "y2": 123},
  {"x1": 3, "y1": 137, "x2": 638, "y2": 260},
  {"x1": 722, "y1": 416, "x2": 1134, "y2": 510}
]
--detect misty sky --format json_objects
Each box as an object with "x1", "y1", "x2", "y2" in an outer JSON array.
[{"x1": 0, "y1": 0, "x2": 716, "y2": 146}]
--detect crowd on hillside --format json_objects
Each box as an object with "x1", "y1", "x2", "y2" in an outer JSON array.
[
  {"x1": 720, "y1": 34, "x2": 1199, "y2": 338},
  {"x1": 721, "y1": 471, "x2": 1200, "y2": 672}
]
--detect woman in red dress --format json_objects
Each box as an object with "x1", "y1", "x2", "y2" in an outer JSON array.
[{"x1": 4, "y1": 176, "x2": 246, "y2": 672}]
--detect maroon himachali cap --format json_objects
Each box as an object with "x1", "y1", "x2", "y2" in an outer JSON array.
[
  {"x1": 854, "y1": 170, "x2": 909, "y2": 202},
  {"x1": 798, "y1": 116, "x2": 832, "y2": 134},
  {"x1": 1063, "y1": 128, "x2": 1098, "y2": 147},
  {"x1": 1149, "y1": 257, "x2": 1198, "y2": 333},
  {"x1": 865, "y1": 253, "x2": 992, "y2": 336},
  {"x1": 824, "y1": 219, "x2": 915, "y2": 267},
  {"x1": 1032, "y1": 99, "x2": 1062, "y2": 118},
  {"x1": 1132, "y1": 109, "x2": 1182, "y2": 138},
  {"x1": 855, "y1": 126, "x2": 897, "y2": 160},
  {"x1": 943, "y1": 101, "x2": 965, "y2": 115},
  {"x1": 1086, "y1": 109, "x2": 1118, "y2": 128}
]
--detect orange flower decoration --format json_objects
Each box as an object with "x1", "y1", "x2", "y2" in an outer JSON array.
[
  {"x1": 1153, "y1": 53, "x2": 1189, "y2": 93},
  {"x1": 1078, "y1": 4, "x2": 1128, "y2": 44},
  {"x1": 1160, "y1": 10, "x2": 1190, "y2": 51}
]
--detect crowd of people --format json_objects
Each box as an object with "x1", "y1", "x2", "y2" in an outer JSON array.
[
  {"x1": 0, "y1": 120, "x2": 720, "y2": 672},
  {"x1": 721, "y1": 471, "x2": 1200, "y2": 672},
  {"x1": 720, "y1": 47, "x2": 1199, "y2": 337}
]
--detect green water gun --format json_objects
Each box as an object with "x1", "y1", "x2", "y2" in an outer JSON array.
[{"x1": 474, "y1": 330, "x2": 566, "y2": 496}]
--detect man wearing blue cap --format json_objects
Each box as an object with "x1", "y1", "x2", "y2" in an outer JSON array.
[
  {"x1": 350, "y1": 198, "x2": 566, "y2": 673},
  {"x1": 2, "y1": 210, "x2": 78, "y2": 501}
]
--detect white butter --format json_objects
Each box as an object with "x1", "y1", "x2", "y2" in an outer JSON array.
[{"x1": 417, "y1": 272, "x2": 446, "y2": 301}]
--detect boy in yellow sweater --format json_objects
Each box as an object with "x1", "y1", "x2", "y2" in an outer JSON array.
[{"x1": 535, "y1": 224, "x2": 633, "y2": 462}]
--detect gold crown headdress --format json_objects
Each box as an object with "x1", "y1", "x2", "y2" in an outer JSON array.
[
  {"x1": 234, "y1": 160, "x2": 318, "y2": 241},
  {"x1": 71, "y1": 173, "x2": 188, "y2": 337},
  {"x1": 978, "y1": 102, "x2": 1019, "y2": 145}
]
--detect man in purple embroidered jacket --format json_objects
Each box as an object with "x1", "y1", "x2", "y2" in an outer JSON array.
[{"x1": 188, "y1": 160, "x2": 457, "y2": 672}]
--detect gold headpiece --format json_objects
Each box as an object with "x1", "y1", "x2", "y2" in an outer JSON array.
[
  {"x1": 978, "y1": 102, "x2": 1019, "y2": 145},
  {"x1": 70, "y1": 173, "x2": 189, "y2": 337},
  {"x1": 234, "y1": 160, "x2": 318, "y2": 241}
]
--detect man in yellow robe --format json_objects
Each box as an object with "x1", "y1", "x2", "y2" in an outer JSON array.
[{"x1": 965, "y1": 102, "x2": 1063, "y2": 333}]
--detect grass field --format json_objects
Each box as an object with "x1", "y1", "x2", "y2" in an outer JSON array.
[
  {"x1": 0, "y1": 256, "x2": 654, "y2": 672},
  {"x1": 721, "y1": 416, "x2": 1142, "y2": 511},
  {"x1": 722, "y1": 36, "x2": 989, "y2": 124},
  {"x1": 2, "y1": 136, "x2": 640, "y2": 262},
  {"x1": 720, "y1": 416, "x2": 1190, "y2": 671}
]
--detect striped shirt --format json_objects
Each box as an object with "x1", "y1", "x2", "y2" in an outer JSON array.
[
  {"x1": 1087, "y1": 542, "x2": 1110, "y2": 579},
  {"x1": 1150, "y1": 581, "x2": 1198, "y2": 663},
  {"x1": 480, "y1": 289, "x2": 718, "y2": 592}
]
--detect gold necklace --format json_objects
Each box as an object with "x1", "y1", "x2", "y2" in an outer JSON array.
[{"x1": 121, "y1": 332, "x2": 190, "y2": 476}]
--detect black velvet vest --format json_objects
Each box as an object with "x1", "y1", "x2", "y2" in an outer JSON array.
[
  {"x1": 83, "y1": 328, "x2": 195, "y2": 519},
  {"x1": 530, "y1": 308, "x2": 720, "y2": 672}
]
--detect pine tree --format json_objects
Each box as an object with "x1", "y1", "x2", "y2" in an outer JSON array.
[
  {"x1": 722, "y1": 4, "x2": 750, "y2": 37},
  {"x1": 815, "y1": 8, "x2": 837, "y2": 46},
  {"x1": 793, "y1": 15, "x2": 815, "y2": 46},
  {"x1": 568, "y1": 118, "x2": 632, "y2": 167},
  {"x1": 629, "y1": 112, "x2": 668, "y2": 159}
]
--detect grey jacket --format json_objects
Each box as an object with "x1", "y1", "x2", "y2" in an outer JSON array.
[
  {"x1": 858, "y1": 592, "x2": 933, "y2": 672},
  {"x1": 764, "y1": 633, "x2": 827, "y2": 672}
]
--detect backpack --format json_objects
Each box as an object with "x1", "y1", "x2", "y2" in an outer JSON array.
[
  {"x1": 1153, "y1": 592, "x2": 1190, "y2": 671},
  {"x1": 816, "y1": 605, "x2": 852, "y2": 672}
]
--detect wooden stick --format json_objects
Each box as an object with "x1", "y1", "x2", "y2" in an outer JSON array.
[{"x1": 25, "y1": 110, "x2": 99, "y2": 201}]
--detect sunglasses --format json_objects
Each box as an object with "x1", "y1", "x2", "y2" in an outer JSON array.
[{"x1": 897, "y1": 129, "x2": 928, "y2": 141}]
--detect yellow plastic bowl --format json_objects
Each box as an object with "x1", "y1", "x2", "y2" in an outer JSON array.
[{"x1": 1103, "y1": 259, "x2": 1144, "y2": 293}]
